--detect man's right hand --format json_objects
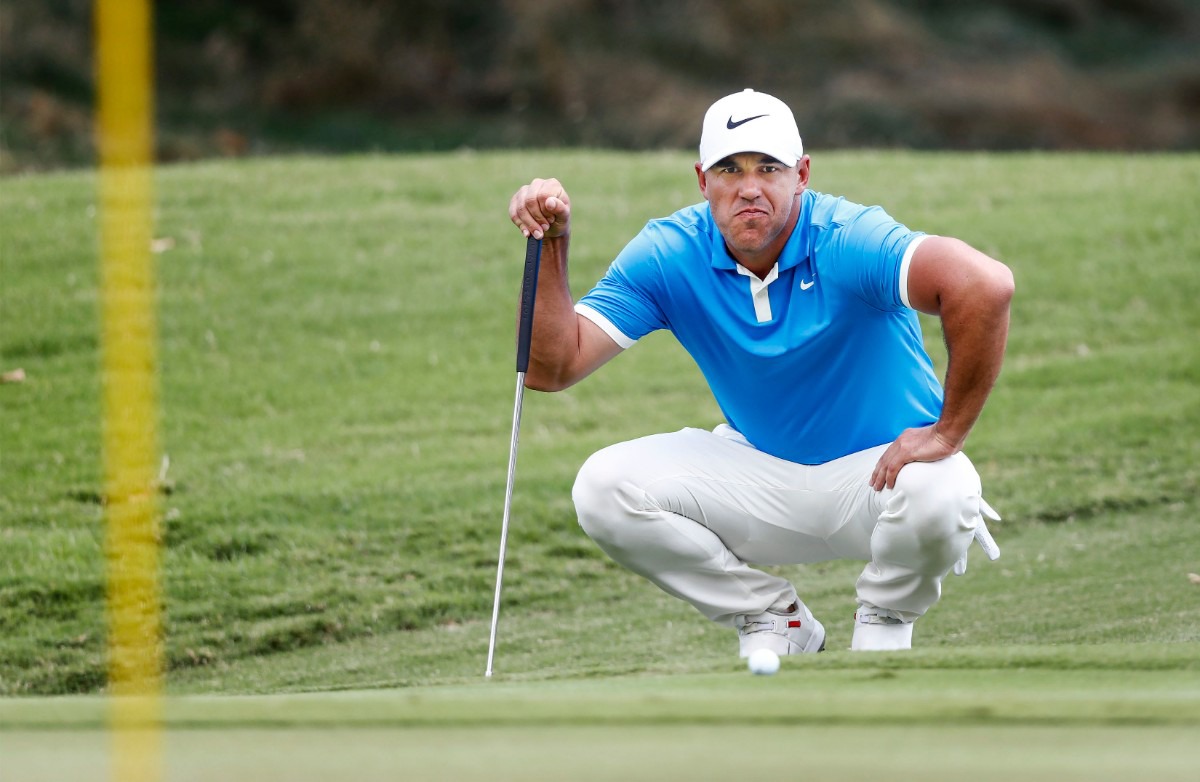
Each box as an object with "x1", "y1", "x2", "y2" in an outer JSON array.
[{"x1": 509, "y1": 178, "x2": 571, "y2": 240}]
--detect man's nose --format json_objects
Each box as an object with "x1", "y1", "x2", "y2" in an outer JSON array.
[{"x1": 738, "y1": 174, "x2": 763, "y2": 198}]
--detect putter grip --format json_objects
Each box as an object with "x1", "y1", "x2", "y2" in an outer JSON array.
[{"x1": 515, "y1": 237, "x2": 542, "y2": 372}]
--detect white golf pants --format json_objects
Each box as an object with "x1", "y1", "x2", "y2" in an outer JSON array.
[{"x1": 572, "y1": 425, "x2": 984, "y2": 627}]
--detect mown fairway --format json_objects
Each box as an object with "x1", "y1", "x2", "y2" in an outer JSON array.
[{"x1": 1, "y1": 151, "x2": 1198, "y2": 778}]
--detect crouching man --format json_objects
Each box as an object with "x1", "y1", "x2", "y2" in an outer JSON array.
[{"x1": 507, "y1": 89, "x2": 1013, "y2": 656}]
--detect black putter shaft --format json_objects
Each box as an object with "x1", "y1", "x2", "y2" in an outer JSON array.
[{"x1": 486, "y1": 236, "x2": 542, "y2": 678}]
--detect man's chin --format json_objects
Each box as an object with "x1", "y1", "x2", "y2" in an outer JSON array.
[{"x1": 728, "y1": 232, "x2": 771, "y2": 256}]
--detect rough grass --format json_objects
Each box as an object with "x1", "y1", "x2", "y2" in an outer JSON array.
[{"x1": 1, "y1": 150, "x2": 1198, "y2": 697}]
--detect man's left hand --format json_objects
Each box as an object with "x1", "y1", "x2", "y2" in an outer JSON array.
[{"x1": 870, "y1": 425, "x2": 961, "y2": 491}]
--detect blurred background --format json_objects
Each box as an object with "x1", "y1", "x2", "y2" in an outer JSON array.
[{"x1": 2, "y1": 0, "x2": 1198, "y2": 172}]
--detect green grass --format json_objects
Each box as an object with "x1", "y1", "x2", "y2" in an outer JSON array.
[
  {"x1": 1, "y1": 150, "x2": 1198, "y2": 777},
  {"x1": 3, "y1": 662, "x2": 1199, "y2": 780},
  {"x1": 6, "y1": 724, "x2": 1196, "y2": 782}
]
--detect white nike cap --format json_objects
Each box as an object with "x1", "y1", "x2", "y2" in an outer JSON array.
[{"x1": 698, "y1": 88, "x2": 804, "y2": 171}]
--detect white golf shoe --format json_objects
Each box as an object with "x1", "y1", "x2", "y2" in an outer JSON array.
[
  {"x1": 851, "y1": 607, "x2": 914, "y2": 651},
  {"x1": 736, "y1": 601, "x2": 826, "y2": 658}
]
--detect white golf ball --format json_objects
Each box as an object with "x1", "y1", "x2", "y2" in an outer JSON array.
[{"x1": 747, "y1": 648, "x2": 780, "y2": 676}]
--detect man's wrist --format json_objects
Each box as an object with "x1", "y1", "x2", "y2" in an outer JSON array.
[{"x1": 930, "y1": 422, "x2": 967, "y2": 451}]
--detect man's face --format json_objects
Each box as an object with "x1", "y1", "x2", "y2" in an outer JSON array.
[{"x1": 696, "y1": 153, "x2": 810, "y2": 265}]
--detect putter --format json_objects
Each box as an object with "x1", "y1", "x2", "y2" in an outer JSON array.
[{"x1": 485, "y1": 235, "x2": 542, "y2": 678}]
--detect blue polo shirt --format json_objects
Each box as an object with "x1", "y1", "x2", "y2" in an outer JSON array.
[{"x1": 575, "y1": 189, "x2": 943, "y2": 465}]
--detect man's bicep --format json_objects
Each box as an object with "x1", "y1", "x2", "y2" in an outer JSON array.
[
  {"x1": 907, "y1": 236, "x2": 1010, "y2": 315},
  {"x1": 906, "y1": 237, "x2": 970, "y2": 314},
  {"x1": 570, "y1": 315, "x2": 625, "y2": 382}
]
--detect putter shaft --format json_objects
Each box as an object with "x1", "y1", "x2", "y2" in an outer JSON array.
[
  {"x1": 485, "y1": 371, "x2": 526, "y2": 677},
  {"x1": 486, "y1": 236, "x2": 541, "y2": 678}
]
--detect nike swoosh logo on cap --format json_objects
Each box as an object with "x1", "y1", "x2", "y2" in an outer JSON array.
[{"x1": 726, "y1": 114, "x2": 768, "y2": 129}]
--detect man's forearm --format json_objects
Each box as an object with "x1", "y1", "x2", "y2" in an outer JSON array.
[
  {"x1": 933, "y1": 278, "x2": 1013, "y2": 448},
  {"x1": 523, "y1": 236, "x2": 581, "y2": 391}
]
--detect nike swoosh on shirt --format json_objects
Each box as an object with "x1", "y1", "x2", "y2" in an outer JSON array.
[
  {"x1": 726, "y1": 114, "x2": 768, "y2": 129},
  {"x1": 800, "y1": 279, "x2": 816, "y2": 290}
]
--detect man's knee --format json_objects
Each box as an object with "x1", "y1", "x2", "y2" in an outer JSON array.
[
  {"x1": 572, "y1": 442, "x2": 644, "y2": 545},
  {"x1": 888, "y1": 453, "x2": 981, "y2": 543}
]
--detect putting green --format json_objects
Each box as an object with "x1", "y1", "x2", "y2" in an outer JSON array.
[
  {"x1": 4, "y1": 664, "x2": 1197, "y2": 780},
  {"x1": 5, "y1": 724, "x2": 1197, "y2": 782}
]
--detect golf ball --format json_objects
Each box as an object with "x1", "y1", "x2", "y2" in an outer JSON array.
[{"x1": 747, "y1": 648, "x2": 780, "y2": 676}]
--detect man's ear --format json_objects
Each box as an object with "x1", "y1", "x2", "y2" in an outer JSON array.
[
  {"x1": 695, "y1": 162, "x2": 709, "y2": 199},
  {"x1": 795, "y1": 155, "x2": 811, "y2": 193}
]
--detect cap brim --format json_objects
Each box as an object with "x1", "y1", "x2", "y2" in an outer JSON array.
[{"x1": 701, "y1": 146, "x2": 800, "y2": 171}]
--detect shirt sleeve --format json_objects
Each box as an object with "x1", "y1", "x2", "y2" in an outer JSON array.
[
  {"x1": 823, "y1": 203, "x2": 926, "y2": 312},
  {"x1": 575, "y1": 225, "x2": 670, "y2": 346}
]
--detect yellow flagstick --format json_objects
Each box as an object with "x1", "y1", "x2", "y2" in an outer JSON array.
[{"x1": 96, "y1": 2, "x2": 162, "y2": 781}]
